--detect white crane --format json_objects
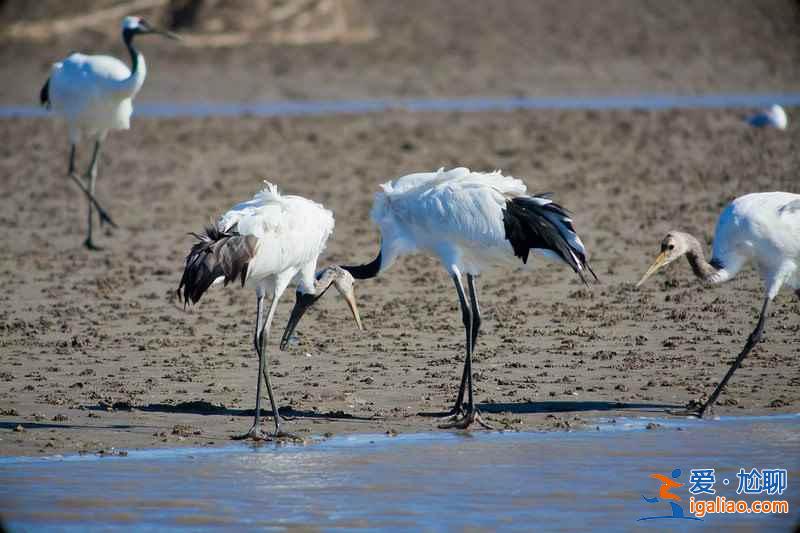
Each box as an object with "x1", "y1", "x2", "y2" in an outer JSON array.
[
  {"x1": 746, "y1": 104, "x2": 788, "y2": 130},
  {"x1": 40, "y1": 16, "x2": 179, "y2": 249},
  {"x1": 178, "y1": 183, "x2": 361, "y2": 440},
  {"x1": 279, "y1": 167, "x2": 595, "y2": 429},
  {"x1": 637, "y1": 192, "x2": 800, "y2": 418}
]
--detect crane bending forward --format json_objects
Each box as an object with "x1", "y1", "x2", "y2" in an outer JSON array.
[
  {"x1": 637, "y1": 192, "x2": 800, "y2": 418},
  {"x1": 179, "y1": 183, "x2": 362, "y2": 440},
  {"x1": 280, "y1": 167, "x2": 596, "y2": 429},
  {"x1": 41, "y1": 16, "x2": 179, "y2": 249}
]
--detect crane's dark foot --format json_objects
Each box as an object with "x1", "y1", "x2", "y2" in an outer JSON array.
[
  {"x1": 98, "y1": 209, "x2": 118, "y2": 229},
  {"x1": 436, "y1": 402, "x2": 466, "y2": 423},
  {"x1": 83, "y1": 238, "x2": 104, "y2": 251},
  {"x1": 667, "y1": 398, "x2": 706, "y2": 418},
  {"x1": 438, "y1": 407, "x2": 494, "y2": 430},
  {"x1": 231, "y1": 425, "x2": 269, "y2": 441}
]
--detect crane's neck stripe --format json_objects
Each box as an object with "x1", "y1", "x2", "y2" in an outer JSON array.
[
  {"x1": 123, "y1": 28, "x2": 140, "y2": 76},
  {"x1": 342, "y1": 252, "x2": 381, "y2": 280}
]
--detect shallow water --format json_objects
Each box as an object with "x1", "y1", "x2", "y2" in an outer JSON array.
[
  {"x1": 0, "y1": 414, "x2": 797, "y2": 531},
  {"x1": 4, "y1": 92, "x2": 800, "y2": 119}
]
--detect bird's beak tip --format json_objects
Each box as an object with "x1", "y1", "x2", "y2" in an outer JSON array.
[
  {"x1": 154, "y1": 28, "x2": 182, "y2": 40},
  {"x1": 636, "y1": 252, "x2": 668, "y2": 288}
]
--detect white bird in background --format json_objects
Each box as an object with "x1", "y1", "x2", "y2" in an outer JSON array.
[
  {"x1": 280, "y1": 167, "x2": 595, "y2": 429},
  {"x1": 178, "y1": 183, "x2": 362, "y2": 440},
  {"x1": 746, "y1": 104, "x2": 788, "y2": 130},
  {"x1": 40, "y1": 16, "x2": 179, "y2": 249},
  {"x1": 637, "y1": 192, "x2": 800, "y2": 418}
]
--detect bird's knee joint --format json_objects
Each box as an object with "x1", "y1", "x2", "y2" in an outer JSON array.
[{"x1": 461, "y1": 308, "x2": 472, "y2": 329}]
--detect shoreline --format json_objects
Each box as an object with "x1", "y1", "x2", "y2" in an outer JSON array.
[{"x1": 2, "y1": 411, "x2": 798, "y2": 460}]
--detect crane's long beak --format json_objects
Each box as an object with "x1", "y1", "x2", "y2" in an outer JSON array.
[
  {"x1": 151, "y1": 27, "x2": 181, "y2": 40},
  {"x1": 636, "y1": 251, "x2": 669, "y2": 287},
  {"x1": 341, "y1": 286, "x2": 363, "y2": 331},
  {"x1": 279, "y1": 285, "x2": 363, "y2": 351}
]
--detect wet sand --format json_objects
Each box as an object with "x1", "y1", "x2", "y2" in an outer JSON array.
[{"x1": 0, "y1": 1, "x2": 799, "y2": 456}]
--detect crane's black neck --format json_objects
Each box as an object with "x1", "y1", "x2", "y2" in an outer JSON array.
[
  {"x1": 122, "y1": 28, "x2": 140, "y2": 76},
  {"x1": 342, "y1": 252, "x2": 382, "y2": 280}
]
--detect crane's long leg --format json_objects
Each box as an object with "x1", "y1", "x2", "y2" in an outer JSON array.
[
  {"x1": 83, "y1": 140, "x2": 102, "y2": 250},
  {"x1": 440, "y1": 274, "x2": 492, "y2": 430},
  {"x1": 236, "y1": 294, "x2": 268, "y2": 440},
  {"x1": 259, "y1": 293, "x2": 291, "y2": 436},
  {"x1": 68, "y1": 144, "x2": 76, "y2": 175},
  {"x1": 449, "y1": 275, "x2": 482, "y2": 415},
  {"x1": 66, "y1": 142, "x2": 118, "y2": 231},
  {"x1": 679, "y1": 297, "x2": 771, "y2": 419}
]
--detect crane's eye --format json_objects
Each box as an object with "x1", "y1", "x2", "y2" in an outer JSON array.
[{"x1": 668, "y1": 244, "x2": 675, "y2": 250}]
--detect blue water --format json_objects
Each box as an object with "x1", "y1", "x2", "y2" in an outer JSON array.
[
  {"x1": 4, "y1": 92, "x2": 800, "y2": 119},
  {"x1": 0, "y1": 414, "x2": 797, "y2": 531}
]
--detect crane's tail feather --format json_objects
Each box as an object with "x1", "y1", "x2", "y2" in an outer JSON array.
[
  {"x1": 503, "y1": 196, "x2": 596, "y2": 284},
  {"x1": 40, "y1": 78, "x2": 51, "y2": 109},
  {"x1": 177, "y1": 225, "x2": 257, "y2": 305}
]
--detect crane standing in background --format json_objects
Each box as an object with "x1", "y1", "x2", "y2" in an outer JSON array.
[{"x1": 40, "y1": 16, "x2": 179, "y2": 249}]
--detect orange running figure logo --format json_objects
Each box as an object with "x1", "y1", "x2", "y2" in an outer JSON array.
[
  {"x1": 637, "y1": 468, "x2": 702, "y2": 522},
  {"x1": 650, "y1": 472, "x2": 683, "y2": 502}
]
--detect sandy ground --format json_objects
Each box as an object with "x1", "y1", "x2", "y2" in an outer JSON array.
[{"x1": 0, "y1": 1, "x2": 799, "y2": 456}]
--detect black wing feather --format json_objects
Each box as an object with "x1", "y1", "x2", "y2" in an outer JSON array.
[
  {"x1": 502, "y1": 196, "x2": 595, "y2": 284},
  {"x1": 178, "y1": 225, "x2": 258, "y2": 305}
]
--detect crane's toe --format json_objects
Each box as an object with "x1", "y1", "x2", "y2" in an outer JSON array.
[
  {"x1": 83, "y1": 238, "x2": 104, "y2": 252},
  {"x1": 667, "y1": 398, "x2": 706, "y2": 418},
  {"x1": 436, "y1": 404, "x2": 466, "y2": 423},
  {"x1": 438, "y1": 407, "x2": 494, "y2": 430},
  {"x1": 97, "y1": 208, "x2": 118, "y2": 229}
]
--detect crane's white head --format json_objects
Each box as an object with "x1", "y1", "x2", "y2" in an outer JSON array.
[
  {"x1": 122, "y1": 16, "x2": 144, "y2": 31},
  {"x1": 636, "y1": 232, "x2": 693, "y2": 287},
  {"x1": 280, "y1": 266, "x2": 362, "y2": 350},
  {"x1": 121, "y1": 16, "x2": 181, "y2": 40}
]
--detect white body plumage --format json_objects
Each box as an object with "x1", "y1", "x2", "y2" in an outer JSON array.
[
  {"x1": 217, "y1": 183, "x2": 335, "y2": 296},
  {"x1": 710, "y1": 192, "x2": 800, "y2": 297},
  {"x1": 371, "y1": 167, "x2": 590, "y2": 277},
  {"x1": 48, "y1": 53, "x2": 144, "y2": 143}
]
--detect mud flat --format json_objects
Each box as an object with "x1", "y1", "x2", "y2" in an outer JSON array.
[{"x1": 0, "y1": 107, "x2": 798, "y2": 456}]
